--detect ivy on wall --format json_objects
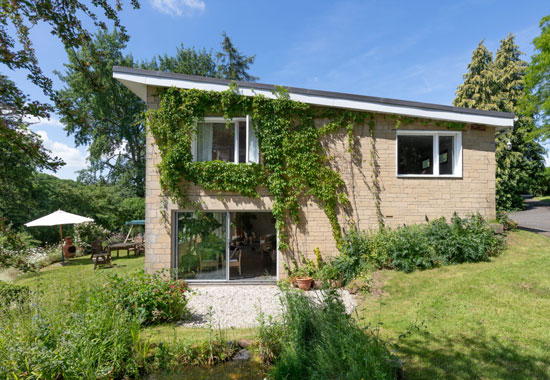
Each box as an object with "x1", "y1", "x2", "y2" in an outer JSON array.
[
  {"x1": 147, "y1": 86, "x2": 465, "y2": 250},
  {"x1": 147, "y1": 86, "x2": 369, "y2": 248}
]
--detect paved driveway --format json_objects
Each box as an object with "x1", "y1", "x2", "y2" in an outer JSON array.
[{"x1": 509, "y1": 197, "x2": 550, "y2": 236}]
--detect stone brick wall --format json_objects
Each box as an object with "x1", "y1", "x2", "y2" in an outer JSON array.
[{"x1": 144, "y1": 87, "x2": 496, "y2": 277}]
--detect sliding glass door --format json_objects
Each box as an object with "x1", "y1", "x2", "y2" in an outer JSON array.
[
  {"x1": 174, "y1": 211, "x2": 277, "y2": 282},
  {"x1": 175, "y1": 212, "x2": 227, "y2": 280}
]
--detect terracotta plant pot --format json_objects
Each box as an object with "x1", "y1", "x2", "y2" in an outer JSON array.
[{"x1": 296, "y1": 277, "x2": 313, "y2": 291}]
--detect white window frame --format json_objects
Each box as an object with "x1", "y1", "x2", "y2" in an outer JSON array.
[
  {"x1": 396, "y1": 130, "x2": 462, "y2": 178},
  {"x1": 192, "y1": 116, "x2": 258, "y2": 164}
]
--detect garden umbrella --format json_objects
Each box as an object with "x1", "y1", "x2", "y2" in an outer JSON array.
[{"x1": 25, "y1": 210, "x2": 94, "y2": 263}]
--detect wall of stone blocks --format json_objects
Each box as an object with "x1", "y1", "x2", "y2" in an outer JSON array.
[{"x1": 144, "y1": 87, "x2": 496, "y2": 277}]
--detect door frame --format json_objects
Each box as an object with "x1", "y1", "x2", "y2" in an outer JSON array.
[{"x1": 172, "y1": 210, "x2": 278, "y2": 283}]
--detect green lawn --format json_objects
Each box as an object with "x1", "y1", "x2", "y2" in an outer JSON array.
[
  {"x1": 16, "y1": 250, "x2": 145, "y2": 293},
  {"x1": 358, "y1": 230, "x2": 550, "y2": 380}
]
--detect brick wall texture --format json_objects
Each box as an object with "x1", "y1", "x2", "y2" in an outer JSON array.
[{"x1": 144, "y1": 88, "x2": 496, "y2": 277}]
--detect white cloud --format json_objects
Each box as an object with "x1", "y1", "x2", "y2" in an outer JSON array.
[
  {"x1": 150, "y1": 0, "x2": 205, "y2": 16},
  {"x1": 35, "y1": 130, "x2": 88, "y2": 169},
  {"x1": 24, "y1": 115, "x2": 65, "y2": 128}
]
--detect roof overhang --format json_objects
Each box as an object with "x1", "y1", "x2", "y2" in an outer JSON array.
[{"x1": 113, "y1": 66, "x2": 515, "y2": 130}]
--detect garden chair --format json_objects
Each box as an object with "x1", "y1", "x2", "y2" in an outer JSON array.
[
  {"x1": 129, "y1": 235, "x2": 145, "y2": 256},
  {"x1": 229, "y1": 248, "x2": 242, "y2": 276},
  {"x1": 90, "y1": 239, "x2": 112, "y2": 269}
]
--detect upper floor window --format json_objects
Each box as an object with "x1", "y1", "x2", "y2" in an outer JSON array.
[
  {"x1": 396, "y1": 130, "x2": 462, "y2": 177},
  {"x1": 192, "y1": 116, "x2": 259, "y2": 164}
]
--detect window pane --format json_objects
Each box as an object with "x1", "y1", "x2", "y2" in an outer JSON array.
[
  {"x1": 212, "y1": 123, "x2": 234, "y2": 162},
  {"x1": 238, "y1": 121, "x2": 246, "y2": 163},
  {"x1": 398, "y1": 135, "x2": 434, "y2": 175},
  {"x1": 196, "y1": 123, "x2": 212, "y2": 161},
  {"x1": 439, "y1": 136, "x2": 454, "y2": 175},
  {"x1": 248, "y1": 121, "x2": 259, "y2": 163},
  {"x1": 175, "y1": 212, "x2": 227, "y2": 280},
  {"x1": 197, "y1": 123, "x2": 235, "y2": 162}
]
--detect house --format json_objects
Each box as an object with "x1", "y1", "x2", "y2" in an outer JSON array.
[{"x1": 113, "y1": 66, "x2": 514, "y2": 283}]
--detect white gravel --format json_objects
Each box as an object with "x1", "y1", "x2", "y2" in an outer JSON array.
[{"x1": 179, "y1": 285, "x2": 357, "y2": 328}]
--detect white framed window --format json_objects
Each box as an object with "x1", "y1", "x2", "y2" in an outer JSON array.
[
  {"x1": 192, "y1": 116, "x2": 259, "y2": 164},
  {"x1": 396, "y1": 130, "x2": 462, "y2": 177}
]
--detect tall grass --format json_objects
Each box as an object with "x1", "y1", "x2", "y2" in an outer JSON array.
[
  {"x1": 259, "y1": 289, "x2": 400, "y2": 380},
  {"x1": 0, "y1": 284, "x2": 142, "y2": 379}
]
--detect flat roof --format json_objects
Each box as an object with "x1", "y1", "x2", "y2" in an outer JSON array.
[{"x1": 113, "y1": 66, "x2": 514, "y2": 129}]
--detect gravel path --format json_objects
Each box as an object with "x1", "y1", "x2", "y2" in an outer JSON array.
[
  {"x1": 179, "y1": 285, "x2": 357, "y2": 328},
  {"x1": 509, "y1": 197, "x2": 550, "y2": 237}
]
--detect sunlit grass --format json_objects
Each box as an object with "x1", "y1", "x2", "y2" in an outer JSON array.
[{"x1": 358, "y1": 230, "x2": 550, "y2": 380}]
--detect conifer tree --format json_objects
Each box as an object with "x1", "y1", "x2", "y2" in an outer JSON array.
[
  {"x1": 454, "y1": 41, "x2": 496, "y2": 110},
  {"x1": 454, "y1": 36, "x2": 546, "y2": 210}
]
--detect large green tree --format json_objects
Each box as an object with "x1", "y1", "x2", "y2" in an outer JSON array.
[
  {"x1": 0, "y1": 1, "x2": 139, "y2": 183},
  {"x1": 56, "y1": 31, "x2": 257, "y2": 196},
  {"x1": 524, "y1": 15, "x2": 550, "y2": 140},
  {"x1": 454, "y1": 41, "x2": 496, "y2": 110},
  {"x1": 56, "y1": 30, "x2": 146, "y2": 196},
  {"x1": 0, "y1": 76, "x2": 64, "y2": 223},
  {"x1": 454, "y1": 36, "x2": 546, "y2": 210}
]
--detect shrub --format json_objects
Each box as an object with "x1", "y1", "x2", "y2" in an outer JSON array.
[
  {"x1": 101, "y1": 270, "x2": 191, "y2": 325},
  {"x1": 259, "y1": 289, "x2": 399, "y2": 379},
  {"x1": 73, "y1": 221, "x2": 111, "y2": 253},
  {"x1": 334, "y1": 213, "x2": 505, "y2": 278}
]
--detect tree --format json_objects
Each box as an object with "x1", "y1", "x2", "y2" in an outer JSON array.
[
  {"x1": 216, "y1": 32, "x2": 258, "y2": 81},
  {"x1": 0, "y1": 1, "x2": 140, "y2": 181},
  {"x1": 56, "y1": 30, "x2": 146, "y2": 196},
  {"x1": 523, "y1": 15, "x2": 550, "y2": 140},
  {"x1": 454, "y1": 41, "x2": 496, "y2": 110},
  {"x1": 454, "y1": 36, "x2": 546, "y2": 210},
  {"x1": 0, "y1": 75, "x2": 64, "y2": 223}
]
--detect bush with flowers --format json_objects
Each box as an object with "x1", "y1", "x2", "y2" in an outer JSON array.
[{"x1": 101, "y1": 270, "x2": 191, "y2": 325}]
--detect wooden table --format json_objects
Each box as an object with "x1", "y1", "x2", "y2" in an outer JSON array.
[{"x1": 108, "y1": 242, "x2": 137, "y2": 257}]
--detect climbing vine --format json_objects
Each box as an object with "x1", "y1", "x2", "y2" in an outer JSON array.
[
  {"x1": 147, "y1": 86, "x2": 464, "y2": 250},
  {"x1": 147, "y1": 86, "x2": 367, "y2": 249}
]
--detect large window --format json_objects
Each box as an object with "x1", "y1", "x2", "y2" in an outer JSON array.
[
  {"x1": 174, "y1": 211, "x2": 277, "y2": 282},
  {"x1": 192, "y1": 116, "x2": 259, "y2": 164},
  {"x1": 397, "y1": 131, "x2": 462, "y2": 177}
]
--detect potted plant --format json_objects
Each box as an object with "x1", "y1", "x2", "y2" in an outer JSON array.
[{"x1": 294, "y1": 267, "x2": 313, "y2": 291}]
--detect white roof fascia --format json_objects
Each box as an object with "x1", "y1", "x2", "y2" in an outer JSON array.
[{"x1": 113, "y1": 71, "x2": 514, "y2": 129}]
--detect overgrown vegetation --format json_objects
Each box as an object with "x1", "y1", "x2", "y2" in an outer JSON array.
[
  {"x1": 0, "y1": 267, "x2": 192, "y2": 379},
  {"x1": 102, "y1": 270, "x2": 191, "y2": 325},
  {"x1": 257, "y1": 289, "x2": 400, "y2": 380},
  {"x1": 296, "y1": 214, "x2": 505, "y2": 286}
]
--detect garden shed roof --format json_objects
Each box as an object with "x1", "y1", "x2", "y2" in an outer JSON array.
[{"x1": 113, "y1": 66, "x2": 514, "y2": 130}]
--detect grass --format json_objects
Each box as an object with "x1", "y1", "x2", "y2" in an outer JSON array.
[
  {"x1": 142, "y1": 325, "x2": 256, "y2": 345},
  {"x1": 533, "y1": 195, "x2": 550, "y2": 204},
  {"x1": 16, "y1": 250, "x2": 145, "y2": 295},
  {"x1": 358, "y1": 230, "x2": 550, "y2": 380}
]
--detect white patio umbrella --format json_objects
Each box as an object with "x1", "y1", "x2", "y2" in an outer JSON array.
[{"x1": 25, "y1": 210, "x2": 94, "y2": 263}]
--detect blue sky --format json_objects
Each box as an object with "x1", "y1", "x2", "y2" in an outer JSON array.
[{"x1": 10, "y1": 0, "x2": 550, "y2": 179}]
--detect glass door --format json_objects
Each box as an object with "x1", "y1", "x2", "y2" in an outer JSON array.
[
  {"x1": 174, "y1": 211, "x2": 277, "y2": 282},
  {"x1": 175, "y1": 211, "x2": 227, "y2": 280}
]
